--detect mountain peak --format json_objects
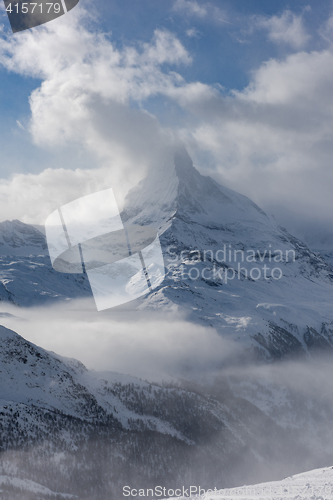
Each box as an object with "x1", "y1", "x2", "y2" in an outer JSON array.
[
  {"x1": 122, "y1": 148, "x2": 268, "y2": 230},
  {"x1": 0, "y1": 219, "x2": 47, "y2": 256}
]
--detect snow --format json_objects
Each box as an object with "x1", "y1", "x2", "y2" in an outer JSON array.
[
  {"x1": 0, "y1": 220, "x2": 48, "y2": 256},
  {"x1": 0, "y1": 323, "x2": 194, "y2": 442},
  {"x1": 121, "y1": 147, "x2": 333, "y2": 359},
  {"x1": 164, "y1": 466, "x2": 333, "y2": 499},
  {"x1": 0, "y1": 474, "x2": 76, "y2": 497}
]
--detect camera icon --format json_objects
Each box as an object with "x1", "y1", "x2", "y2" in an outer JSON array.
[
  {"x1": 45, "y1": 188, "x2": 165, "y2": 311},
  {"x1": 3, "y1": 0, "x2": 80, "y2": 33}
]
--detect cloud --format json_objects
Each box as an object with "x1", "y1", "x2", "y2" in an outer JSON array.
[
  {"x1": 0, "y1": 16, "x2": 192, "y2": 150},
  {"x1": 175, "y1": 42, "x2": 333, "y2": 237},
  {"x1": 0, "y1": 6, "x2": 206, "y2": 222},
  {"x1": 0, "y1": 300, "x2": 242, "y2": 381},
  {"x1": 3, "y1": 299, "x2": 333, "y2": 484},
  {"x1": 172, "y1": 0, "x2": 230, "y2": 26},
  {"x1": 253, "y1": 10, "x2": 310, "y2": 49},
  {"x1": 3, "y1": 299, "x2": 333, "y2": 471},
  {"x1": 319, "y1": 14, "x2": 333, "y2": 45},
  {"x1": 0, "y1": 164, "x2": 132, "y2": 223},
  {"x1": 0, "y1": 3, "x2": 332, "y2": 242},
  {"x1": 173, "y1": 0, "x2": 207, "y2": 18},
  {"x1": 186, "y1": 28, "x2": 200, "y2": 38}
]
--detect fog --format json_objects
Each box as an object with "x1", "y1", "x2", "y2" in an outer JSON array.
[
  {"x1": 2, "y1": 297, "x2": 333, "y2": 461},
  {"x1": 0, "y1": 298, "x2": 243, "y2": 381}
]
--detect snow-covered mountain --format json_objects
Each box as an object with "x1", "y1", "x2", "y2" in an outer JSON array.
[
  {"x1": 122, "y1": 147, "x2": 333, "y2": 360},
  {"x1": 0, "y1": 220, "x2": 47, "y2": 256},
  {"x1": 1, "y1": 156, "x2": 333, "y2": 498},
  {"x1": 0, "y1": 322, "x2": 333, "y2": 499},
  {"x1": 0, "y1": 220, "x2": 91, "y2": 305},
  {"x1": 1, "y1": 149, "x2": 333, "y2": 359},
  {"x1": 0, "y1": 324, "x2": 315, "y2": 499}
]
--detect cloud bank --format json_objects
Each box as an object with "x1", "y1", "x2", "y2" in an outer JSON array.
[{"x1": 0, "y1": 299, "x2": 241, "y2": 381}]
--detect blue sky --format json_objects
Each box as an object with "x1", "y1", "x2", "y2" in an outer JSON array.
[
  {"x1": 0, "y1": 0, "x2": 326, "y2": 142},
  {"x1": 94, "y1": 0, "x2": 323, "y2": 89},
  {"x1": 0, "y1": 0, "x2": 332, "y2": 241}
]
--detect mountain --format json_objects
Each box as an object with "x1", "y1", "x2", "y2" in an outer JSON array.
[
  {"x1": 1, "y1": 150, "x2": 333, "y2": 360},
  {"x1": 0, "y1": 220, "x2": 91, "y2": 306},
  {"x1": 0, "y1": 324, "x2": 333, "y2": 499},
  {"x1": 301, "y1": 226, "x2": 333, "y2": 267},
  {"x1": 122, "y1": 147, "x2": 333, "y2": 360},
  {"x1": 0, "y1": 220, "x2": 47, "y2": 256},
  {"x1": 0, "y1": 324, "x2": 316, "y2": 499}
]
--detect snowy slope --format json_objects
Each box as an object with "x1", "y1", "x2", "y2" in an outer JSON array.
[
  {"x1": 0, "y1": 221, "x2": 92, "y2": 305},
  {"x1": 165, "y1": 466, "x2": 333, "y2": 500},
  {"x1": 1, "y1": 323, "x2": 327, "y2": 499},
  {"x1": 0, "y1": 475, "x2": 77, "y2": 498},
  {"x1": 0, "y1": 319, "x2": 333, "y2": 498},
  {"x1": 0, "y1": 323, "x2": 186, "y2": 436},
  {"x1": 0, "y1": 254, "x2": 92, "y2": 305},
  {"x1": 0, "y1": 324, "x2": 291, "y2": 451},
  {"x1": 0, "y1": 220, "x2": 47, "y2": 257},
  {"x1": 0, "y1": 324, "x2": 253, "y2": 444}
]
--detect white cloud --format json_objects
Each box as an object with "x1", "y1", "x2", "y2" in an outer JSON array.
[
  {"x1": 140, "y1": 29, "x2": 192, "y2": 66},
  {"x1": 186, "y1": 28, "x2": 200, "y2": 38},
  {"x1": 319, "y1": 14, "x2": 333, "y2": 45},
  {"x1": 173, "y1": 0, "x2": 207, "y2": 18},
  {"x1": 173, "y1": 0, "x2": 230, "y2": 26},
  {"x1": 0, "y1": 6, "x2": 207, "y2": 222},
  {"x1": 176, "y1": 44, "x2": 333, "y2": 234},
  {"x1": 0, "y1": 164, "x2": 134, "y2": 224},
  {"x1": 0, "y1": 300, "x2": 241, "y2": 380},
  {"x1": 254, "y1": 10, "x2": 310, "y2": 49},
  {"x1": 0, "y1": 17, "x2": 192, "y2": 150},
  {"x1": 0, "y1": 4, "x2": 332, "y2": 241},
  {"x1": 236, "y1": 49, "x2": 333, "y2": 104}
]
